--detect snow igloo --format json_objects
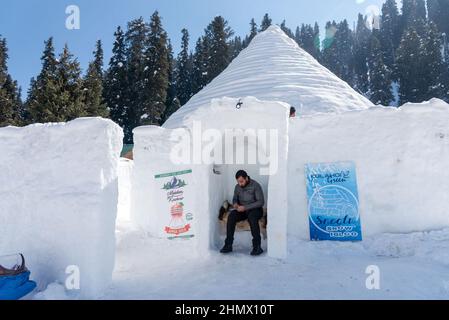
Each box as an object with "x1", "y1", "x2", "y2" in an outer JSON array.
[{"x1": 129, "y1": 26, "x2": 449, "y2": 258}]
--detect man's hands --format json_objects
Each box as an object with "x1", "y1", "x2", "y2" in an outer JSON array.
[{"x1": 233, "y1": 203, "x2": 246, "y2": 213}]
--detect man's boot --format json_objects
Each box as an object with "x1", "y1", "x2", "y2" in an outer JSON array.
[
  {"x1": 220, "y1": 244, "x2": 233, "y2": 254},
  {"x1": 250, "y1": 246, "x2": 264, "y2": 256}
]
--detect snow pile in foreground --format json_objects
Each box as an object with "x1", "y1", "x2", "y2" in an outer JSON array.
[
  {"x1": 288, "y1": 98, "x2": 449, "y2": 238},
  {"x1": 164, "y1": 25, "x2": 373, "y2": 129},
  {"x1": 0, "y1": 118, "x2": 123, "y2": 299}
]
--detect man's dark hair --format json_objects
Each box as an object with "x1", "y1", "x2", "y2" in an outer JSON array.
[
  {"x1": 290, "y1": 106, "x2": 296, "y2": 115},
  {"x1": 235, "y1": 170, "x2": 249, "y2": 180}
]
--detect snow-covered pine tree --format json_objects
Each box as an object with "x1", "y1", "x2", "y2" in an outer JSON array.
[
  {"x1": 260, "y1": 14, "x2": 272, "y2": 32},
  {"x1": 141, "y1": 11, "x2": 169, "y2": 125},
  {"x1": 427, "y1": 0, "x2": 449, "y2": 35},
  {"x1": 83, "y1": 40, "x2": 108, "y2": 117},
  {"x1": 176, "y1": 28, "x2": 193, "y2": 106},
  {"x1": 313, "y1": 22, "x2": 321, "y2": 60},
  {"x1": 422, "y1": 21, "x2": 446, "y2": 100},
  {"x1": 323, "y1": 20, "x2": 355, "y2": 85},
  {"x1": 379, "y1": 0, "x2": 401, "y2": 70},
  {"x1": 229, "y1": 36, "x2": 243, "y2": 60},
  {"x1": 161, "y1": 41, "x2": 179, "y2": 124},
  {"x1": 27, "y1": 37, "x2": 64, "y2": 123},
  {"x1": 0, "y1": 36, "x2": 22, "y2": 126},
  {"x1": 401, "y1": 0, "x2": 427, "y2": 33},
  {"x1": 337, "y1": 20, "x2": 355, "y2": 85},
  {"x1": 368, "y1": 31, "x2": 393, "y2": 105},
  {"x1": 57, "y1": 44, "x2": 85, "y2": 121},
  {"x1": 243, "y1": 18, "x2": 258, "y2": 48},
  {"x1": 280, "y1": 20, "x2": 294, "y2": 40},
  {"x1": 321, "y1": 21, "x2": 339, "y2": 70},
  {"x1": 204, "y1": 16, "x2": 233, "y2": 83},
  {"x1": 297, "y1": 24, "x2": 321, "y2": 60},
  {"x1": 396, "y1": 23, "x2": 426, "y2": 103},
  {"x1": 124, "y1": 17, "x2": 149, "y2": 141},
  {"x1": 104, "y1": 26, "x2": 129, "y2": 140},
  {"x1": 397, "y1": 19, "x2": 446, "y2": 104},
  {"x1": 104, "y1": 26, "x2": 130, "y2": 141},
  {"x1": 353, "y1": 14, "x2": 371, "y2": 95},
  {"x1": 191, "y1": 36, "x2": 209, "y2": 95}
]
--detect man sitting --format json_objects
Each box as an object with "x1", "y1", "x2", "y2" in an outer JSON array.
[{"x1": 220, "y1": 170, "x2": 265, "y2": 256}]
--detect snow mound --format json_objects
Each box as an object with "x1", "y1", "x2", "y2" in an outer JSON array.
[
  {"x1": 164, "y1": 25, "x2": 373, "y2": 129},
  {"x1": 0, "y1": 118, "x2": 123, "y2": 299}
]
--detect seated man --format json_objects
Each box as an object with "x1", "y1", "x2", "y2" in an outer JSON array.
[{"x1": 220, "y1": 170, "x2": 265, "y2": 256}]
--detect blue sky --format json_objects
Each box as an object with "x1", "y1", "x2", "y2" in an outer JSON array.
[{"x1": 1, "y1": 0, "x2": 389, "y2": 94}]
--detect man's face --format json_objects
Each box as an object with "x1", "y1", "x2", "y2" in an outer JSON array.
[{"x1": 237, "y1": 176, "x2": 249, "y2": 188}]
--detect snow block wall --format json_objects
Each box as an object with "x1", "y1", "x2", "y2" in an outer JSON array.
[
  {"x1": 0, "y1": 118, "x2": 123, "y2": 298},
  {"x1": 288, "y1": 99, "x2": 449, "y2": 239},
  {"x1": 131, "y1": 97, "x2": 290, "y2": 258}
]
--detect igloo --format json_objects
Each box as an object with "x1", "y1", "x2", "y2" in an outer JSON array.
[{"x1": 130, "y1": 26, "x2": 449, "y2": 259}]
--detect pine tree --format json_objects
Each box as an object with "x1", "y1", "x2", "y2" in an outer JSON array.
[
  {"x1": 354, "y1": 14, "x2": 371, "y2": 95},
  {"x1": 368, "y1": 31, "x2": 393, "y2": 105},
  {"x1": 27, "y1": 37, "x2": 62, "y2": 122},
  {"x1": 104, "y1": 26, "x2": 129, "y2": 140},
  {"x1": 294, "y1": 26, "x2": 301, "y2": 45},
  {"x1": 401, "y1": 0, "x2": 427, "y2": 32},
  {"x1": 124, "y1": 17, "x2": 149, "y2": 141},
  {"x1": 161, "y1": 41, "x2": 178, "y2": 124},
  {"x1": 313, "y1": 22, "x2": 321, "y2": 60},
  {"x1": 322, "y1": 20, "x2": 354, "y2": 84},
  {"x1": 280, "y1": 20, "x2": 294, "y2": 39},
  {"x1": 204, "y1": 16, "x2": 233, "y2": 83},
  {"x1": 298, "y1": 23, "x2": 320, "y2": 59},
  {"x1": 423, "y1": 22, "x2": 447, "y2": 99},
  {"x1": 321, "y1": 21, "x2": 339, "y2": 68},
  {"x1": 243, "y1": 18, "x2": 258, "y2": 47},
  {"x1": 396, "y1": 27, "x2": 424, "y2": 103},
  {"x1": 380, "y1": 0, "x2": 401, "y2": 69},
  {"x1": 397, "y1": 20, "x2": 446, "y2": 104},
  {"x1": 57, "y1": 44, "x2": 85, "y2": 120},
  {"x1": 229, "y1": 36, "x2": 243, "y2": 60},
  {"x1": 141, "y1": 11, "x2": 170, "y2": 125},
  {"x1": 176, "y1": 28, "x2": 193, "y2": 106},
  {"x1": 0, "y1": 36, "x2": 22, "y2": 126},
  {"x1": 83, "y1": 40, "x2": 108, "y2": 117},
  {"x1": 191, "y1": 36, "x2": 209, "y2": 95},
  {"x1": 428, "y1": 0, "x2": 449, "y2": 35},
  {"x1": 260, "y1": 14, "x2": 272, "y2": 32}
]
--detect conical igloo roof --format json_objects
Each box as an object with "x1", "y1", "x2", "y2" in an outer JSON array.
[{"x1": 163, "y1": 25, "x2": 374, "y2": 129}]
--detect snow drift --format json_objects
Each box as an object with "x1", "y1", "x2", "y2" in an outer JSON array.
[
  {"x1": 0, "y1": 118, "x2": 123, "y2": 298},
  {"x1": 288, "y1": 98, "x2": 449, "y2": 238},
  {"x1": 163, "y1": 25, "x2": 374, "y2": 129}
]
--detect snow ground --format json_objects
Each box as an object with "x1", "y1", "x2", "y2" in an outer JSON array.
[{"x1": 99, "y1": 221, "x2": 449, "y2": 300}]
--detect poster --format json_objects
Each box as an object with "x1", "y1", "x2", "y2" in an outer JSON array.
[
  {"x1": 305, "y1": 161, "x2": 362, "y2": 241},
  {"x1": 155, "y1": 169, "x2": 195, "y2": 240}
]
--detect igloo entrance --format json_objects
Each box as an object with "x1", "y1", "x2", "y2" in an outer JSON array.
[
  {"x1": 131, "y1": 97, "x2": 290, "y2": 259},
  {"x1": 208, "y1": 136, "x2": 271, "y2": 252}
]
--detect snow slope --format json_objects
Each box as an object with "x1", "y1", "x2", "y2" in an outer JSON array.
[{"x1": 163, "y1": 25, "x2": 374, "y2": 129}]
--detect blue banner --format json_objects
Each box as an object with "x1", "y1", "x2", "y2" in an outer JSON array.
[{"x1": 305, "y1": 161, "x2": 362, "y2": 241}]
